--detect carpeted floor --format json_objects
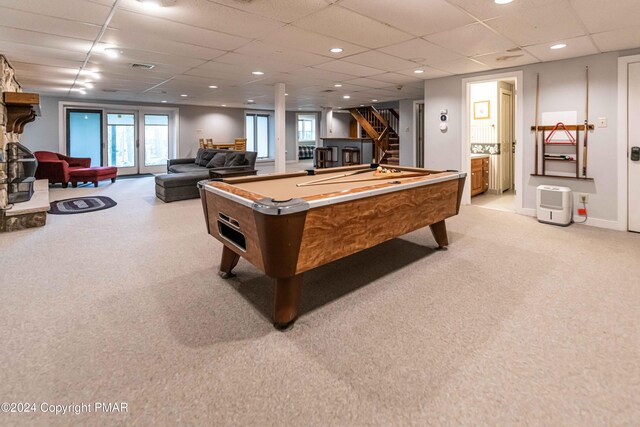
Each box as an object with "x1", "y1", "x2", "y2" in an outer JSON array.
[{"x1": 0, "y1": 176, "x2": 638, "y2": 425}]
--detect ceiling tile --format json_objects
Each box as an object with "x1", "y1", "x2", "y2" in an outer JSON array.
[
  {"x1": 486, "y1": 3, "x2": 586, "y2": 46},
  {"x1": 0, "y1": 7, "x2": 101, "y2": 40},
  {"x1": 0, "y1": 27, "x2": 92, "y2": 54},
  {"x1": 101, "y1": 28, "x2": 226, "y2": 61},
  {"x1": 378, "y1": 38, "x2": 463, "y2": 65},
  {"x1": 262, "y1": 26, "x2": 368, "y2": 57},
  {"x1": 523, "y1": 36, "x2": 599, "y2": 61},
  {"x1": 117, "y1": 0, "x2": 285, "y2": 40},
  {"x1": 369, "y1": 72, "x2": 426, "y2": 84},
  {"x1": 570, "y1": 0, "x2": 640, "y2": 34},
  {"x1": 591, "y1": 26, "x2": 640, "y2": 52},
  {"x1": 431, "y1": 58, "x2": 491, "y2": 74},
  {"x1": 425, "y1": 23, "x2": 516, "y2": 57},
  {"x1": 234, "y1": 41, "x2": 329, "y2": 67},
  {"x1": 291, "y1": 5, "x2": 414, "y2": 49},
  {"x1": 342, "y1": 77, "x2": 396, "y2": 89},
  {"x1": 0, "y1": 0, "x2": 111, "y2": 25},
  {"x1": 213, "y1": 52, "x2": 307, "y2": 74},
  {"x1": 472, "y1": 50, "x2": 540, "y2": 69},
  {"x1": 0, "y1": 40, "x2": 87, "y2": 62},
  {"x1": 108, "y1": 9, "x2": 251, "y2": 52},
  {"x1": 446, "y1": 0, "x2": 562, "y2": 20},
  {"x1": 342, "y1": 51, "x2": 420, "y2": 72},
  {"x1": 340, "y1": 0, "x2": 474, "y2": 37},
  {"x1": 312, "y1": 60, "x2": 386, "y2": 77},
  {"x1": 204, "y1": 0, "x2": 331, "y2": 24}
]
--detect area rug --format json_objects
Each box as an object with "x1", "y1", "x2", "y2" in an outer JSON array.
[{"x1": 49, "y1": 196, "x2": 117, "y2": 215}]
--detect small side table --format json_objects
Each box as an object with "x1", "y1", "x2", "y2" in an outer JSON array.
[{"x1": 209, "y1": 168, "x2": 258, "y2": 179}]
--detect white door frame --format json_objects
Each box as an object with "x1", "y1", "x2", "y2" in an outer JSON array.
[
  {"x1": 617, "y1": 54, "x2": 640, "y2": 231},
  {"x1": 413, "y1": 100, "x2": 425, "y2": 168},
  {"x1": 104, "y1": 109, "x2": 138, "y2": 176},
  {"x1": 138, "y1": 110, "x2": 177, "y2": 174},
  {"x1": 294, "y1": 112, "x2": 319, "y2": 164},
  {"x1": 461, "y1": 71, "x2": 524, "y2": 213},
  {"x1": 59, "y1": 101, "x2": 179, "y2": 167}
]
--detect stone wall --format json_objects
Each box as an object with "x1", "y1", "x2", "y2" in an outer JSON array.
[{"x1": 0, "y1": 55, "x2": 23, "y2": 211}]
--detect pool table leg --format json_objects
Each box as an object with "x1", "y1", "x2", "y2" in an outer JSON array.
[
  {"x1": 219, "y1": 245, "x2": 240, "y2": 278},
  {"x1": 429, "y1": 220, "x2": 449, "y2": 249},
  {"x1": 274, "y1": 275, "x2": 302, "y2": 330}
]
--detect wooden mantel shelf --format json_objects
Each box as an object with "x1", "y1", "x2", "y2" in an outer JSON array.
[{"x1": 2, "y1": 92, "x2": 40, "y2": 134}]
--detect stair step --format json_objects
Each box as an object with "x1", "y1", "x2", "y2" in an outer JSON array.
[
  {"x1": 387, "y1": 149, "x2": 399, "y2": 155},
  {"x1": 389, "y1": 144, "x2": 399, "y2": 149}
]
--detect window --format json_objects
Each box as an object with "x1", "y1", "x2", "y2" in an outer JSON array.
[
  {"x1": 107, "y1": 113, "x2": 136, "y2": 168},
  {"x1": 246, "y1": 113, "x2": 270, "y2": 159},
  {"x1": 297, "y1": 114, "x2": 316, "y2": 142}
]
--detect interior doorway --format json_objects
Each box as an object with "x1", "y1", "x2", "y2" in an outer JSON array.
[{"x1": 465, "y1": 76, "x2": 518, "y2": 212}]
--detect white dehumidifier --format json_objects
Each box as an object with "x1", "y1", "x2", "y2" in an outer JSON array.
[{"x1": 536, "y1": 185, "x2": 573, "y2": 226}]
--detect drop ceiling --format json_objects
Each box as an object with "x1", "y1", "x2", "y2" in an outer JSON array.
[{"x1": 0, "y1": 0, "x2": 638, "y2": 110}]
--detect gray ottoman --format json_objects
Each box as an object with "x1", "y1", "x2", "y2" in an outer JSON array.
[{"x1": 155, "y1": 172, "x2": 209, "y2": 202}]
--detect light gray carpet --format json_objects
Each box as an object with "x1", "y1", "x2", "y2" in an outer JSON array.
[{"x1": 0, "y1": 177, "x2": 638, "y2": 425}]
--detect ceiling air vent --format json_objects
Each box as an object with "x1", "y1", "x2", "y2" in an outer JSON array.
[
  {"x1": 496, "y1": 54, "x2": 524, "y2": 62},
  {"x1": 131, "y1": 63, "x2": 155, "y2": 70},
  {"x1": 322, "y1": 89, "x2": 336, "y2": 93},
  {"x1": 102, "y1": 89, "x2": 118, "y2": 93}
]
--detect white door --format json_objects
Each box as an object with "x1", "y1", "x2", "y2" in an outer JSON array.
[
  {"x1": 499, "y1": 88, "x2": 513, "y2": 192},
  {"x1": 629, "y1": 63, "x2": 640, "y2": 232},
  {"x1": 105, "y1": 111, "x2": 138, "y2": 176},
  {"x1": 139, "y1": 112, "x2": 173, "y2": 174}
]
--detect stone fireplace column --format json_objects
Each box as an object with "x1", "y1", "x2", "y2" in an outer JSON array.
[{"x1": 1, "y1": 55, "x2": 22, "y2": 211}]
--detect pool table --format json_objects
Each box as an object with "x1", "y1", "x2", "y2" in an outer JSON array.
[{"x1": 199, "y1": 164, "x2": 466, "y2": 329}]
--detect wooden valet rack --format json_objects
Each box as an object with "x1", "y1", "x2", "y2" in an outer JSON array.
[{"x1": 531, "y1": 67, "x2": 595, "y2": 181}]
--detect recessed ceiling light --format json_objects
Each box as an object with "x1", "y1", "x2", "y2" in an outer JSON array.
[
  {"x1": 343, "y1": 95, "x2": 350, "y2": 99},
  {"x1": 330, "y1": 48, "x2": 343, "y2": 53},
  {"x1": 334, "y1": 83, "x2": 342, "y2": 87},
  {"x1": 285, "y1": 93, "x2": 288, "y2": 96},
  {"x1": 494, "y1": 0, "x2": 514, "y2": 4},
  {"x1": 550, "y1": 43, "x2": 567, "y2": 50},
  {"x1": 161, "y1": 100, "x2": 167, "y2": 103},
  {"x1": 252, "y1": 71, "x2": 264, "y2": 75},
  {"x1": 104, "y1": 48, "x2": 121, "y2": 58},
  {"x1": 372, "y1": 99, "x2": 378, "y2": 102},
  {"x1": 360, "y1": 104, "x2": 364, "y2": 107},
  {"x1": 414, "y1": 69, "x2": 425, "y2": 74},
  {"x1": 180, "y1": 94, "x2": 188, "y2": 97},
  {"x1": 137, "y1": 0, "x2": 161, "y2": 8},
  {"x1": 221, "y1": 104, "x2": 227, "y2": 107},
  {"x1": 208, "y1": 85, "x2": 218, "y2": 89},
  {"x1": 248, "y1": 99, "x2": 254, "y2": 102}
]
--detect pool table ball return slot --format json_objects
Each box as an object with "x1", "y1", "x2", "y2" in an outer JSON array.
[{"x1": 199, "y1": 164, "x2": 466, "y2": 330}]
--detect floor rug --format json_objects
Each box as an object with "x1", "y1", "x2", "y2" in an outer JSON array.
[{"x1": 49, "y1": 196, "x2": 117, "y2": 215}]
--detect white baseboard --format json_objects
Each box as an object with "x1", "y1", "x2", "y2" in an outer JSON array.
[
  {"x1": 516, "y1": 207, "x2": 536, "y2": 217},
  {"x1": 575, "y1": 217, "x2": 626, "y2": 231}
]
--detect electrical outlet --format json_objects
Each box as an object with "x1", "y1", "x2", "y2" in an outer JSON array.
[
  {"x1": 598, "y1": 117, "x2": 607, "y2": 128},
  {"x1": 579, "y1": 193, "x2": 589, "y2": 203}
]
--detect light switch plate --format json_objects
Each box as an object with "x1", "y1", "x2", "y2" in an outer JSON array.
[{"x1": 597, "y1": 117, "x2": 607, "y2": 128}]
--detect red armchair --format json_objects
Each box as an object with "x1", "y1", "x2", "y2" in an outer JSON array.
[{"x1": 34, "y1": 151, "x2": 90, "y2": 188}]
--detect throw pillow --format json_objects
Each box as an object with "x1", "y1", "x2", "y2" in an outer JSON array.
[
  {"x1": 194, "y1": 148, "x2": 204, "y2": 165},
  {"x1": 206, "y1": 152, "x2": 228, "y2": 168},
  {"x1": 199, "y1": 149, "x2": 217, "y2": 167},
  {"x1": 224, "y1": 152, "x2": 246, "y2": 167}
]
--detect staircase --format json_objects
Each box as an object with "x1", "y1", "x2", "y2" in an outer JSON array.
[{"x1": 348, "y1": 106, "x2": 400, "y2": 165}]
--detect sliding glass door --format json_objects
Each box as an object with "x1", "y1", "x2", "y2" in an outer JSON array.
[
  {"x1": 140, "y1": 114, "x2": 170, "y2": 174},
  {"x1": 65, "y1": 107, "x2": 176, "y2": 177},
  {"x1": 107, "y1": 112, "x2": 137, "y2": 175},
  {"x1": 67, "y1": 110, "x2": 103, "y2": 166}
]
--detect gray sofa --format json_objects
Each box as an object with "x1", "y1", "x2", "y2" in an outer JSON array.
[{"x1": 155, "y1": 149, "x2": 257, "y2": 202}]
